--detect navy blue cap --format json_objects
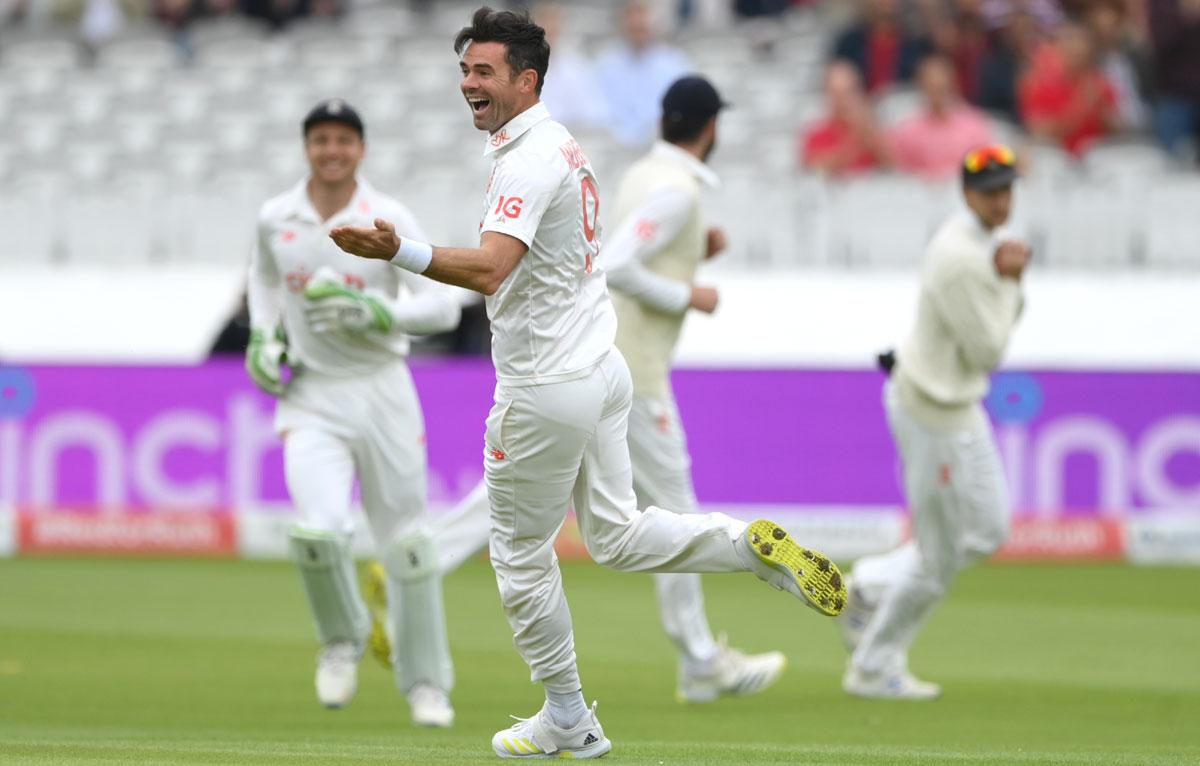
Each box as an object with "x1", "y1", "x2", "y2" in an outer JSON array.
[
  {"x1": 302, "y1": 99, "x2": 365, "y2": 138},
  {"x1": 662, "y1": 75, "x2": 730, "y2": 125}
]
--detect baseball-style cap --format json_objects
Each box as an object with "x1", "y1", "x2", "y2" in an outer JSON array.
[
  {"x1": 962, "y1": 144, "x2": 1017, "y2": 190},
  {"x1": 662, "y1": 75, "x2": 730, "y2": 125},
  {"x1": 302, "y1": 99, "x2": 365, "y2": 138}
]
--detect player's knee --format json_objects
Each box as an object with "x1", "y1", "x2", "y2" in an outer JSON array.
[{"x1": 581, "y1": 525, "x2": 636, "y2": 570}]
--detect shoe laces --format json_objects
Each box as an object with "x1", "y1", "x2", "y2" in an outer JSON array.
[{"x1": 714, "y1": 633, "x2": 752, "y2": 666}]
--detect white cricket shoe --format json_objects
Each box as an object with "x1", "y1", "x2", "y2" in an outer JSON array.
[
  {"x1": 315, "y1": 641, "x2": 360, "y2": 709},
  {"x1": 491, "y1": 701, "x2": 611, "y2": 759},
  {"x1": 677, "y1": 636, "x2": 787, "y2": 704},
  {"x1": 408, "y1": 682, "x2": 455, "y2": 728},
  {"x1": 842, "y1": 667, "x2": 942, "y2": 700},
  {"x1": 837, "y1": 578, "x2": 876, "y2": 654}
]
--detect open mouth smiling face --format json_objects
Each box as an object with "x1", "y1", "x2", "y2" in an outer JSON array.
[{"x1": 459, "y1": 40, "x2": 516, "y2": 133}]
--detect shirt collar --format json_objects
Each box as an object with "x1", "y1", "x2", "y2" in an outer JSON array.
[
  {"x1": 957, "y1": 209, "x2": 1001, "y2": 243},
  {"x1": 483, "y1": 102, "x2": 551, "y2": 156},
  {"x1": 283, "y1": 175, "x2": 375, "y2": 225},
  {"x1": 651, "y1": 140, "x2": 720, "y2": 188}
]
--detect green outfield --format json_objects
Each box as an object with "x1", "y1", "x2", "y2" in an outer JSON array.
[{"x1": 1, "y1": 557, "x2": 1197, "y2": 765}]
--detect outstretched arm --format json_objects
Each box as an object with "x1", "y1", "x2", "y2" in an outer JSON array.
[{"x1": 330, "y1": 219, "x2": 527, "y2": 296}]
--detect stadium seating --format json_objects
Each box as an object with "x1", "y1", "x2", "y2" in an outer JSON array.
[{"x1": 0, "y1": 4, "x2": 1194, "y2": 271}]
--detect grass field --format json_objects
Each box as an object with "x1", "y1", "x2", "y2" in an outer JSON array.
[{"x1": 1, "y1": 557, "x2": 1198, "y2": 765}]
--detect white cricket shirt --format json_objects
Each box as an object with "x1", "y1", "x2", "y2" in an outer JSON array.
[
  {"x1": 479, "y1": 102, "x2": 617, "y2": 387},
  {"x1": 896, "y1": 212, "x2": 1025, "y2": 433},
  {"x1": 249, "y1": 176, "x2": 457, "y2": 376}
]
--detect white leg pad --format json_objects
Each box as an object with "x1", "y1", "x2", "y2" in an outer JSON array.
[
  {"x1": 382, "y1": 529, "x2": 455, "y2": 693},
  {"x1": 288, "y1": 527, "x2": 370, "y2": 649}
]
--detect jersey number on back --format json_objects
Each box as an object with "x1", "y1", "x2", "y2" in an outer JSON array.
[{"x1": 580, "y1": 176, "x2": 599, "y2": 274}]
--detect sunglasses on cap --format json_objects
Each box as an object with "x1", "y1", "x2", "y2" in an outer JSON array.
[{"x1": 963, "y1": 144, "x2": 1016, "y2": 174}]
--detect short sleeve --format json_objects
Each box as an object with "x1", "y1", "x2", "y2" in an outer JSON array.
[{"x1": 480, "y1": 156, "x2": 562, "y2": 247}]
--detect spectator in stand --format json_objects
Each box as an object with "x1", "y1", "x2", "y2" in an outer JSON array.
[
  {"x1": 1147, "y1": 0, "x2": 1200, "y2": 159},
  {"x1": 832, "y1": 0, "x2": 931, "y2": 94},
  {"x1": 890, "y1": 54, "x2": 994, "y2": 180},
  {"x1": 1085, "y1": 0, "x2": 1152, "y2": 133},
  {"x1": 532, "y1": 2, "x2": 608, "y2": 131},
  {"x1": 595, "y1": 0, "x2": 690, "y2": 148},
  {"x1": 926, "y1": 0, "x2": 991, "y2": 103},
  {"x1": 800, "y1": 61, "x2": 894, "y2": 176},
  {"x1": 241, "y1": 0, "x2": 341, "y2": 31},
  {"x1": 981, "y1": 0, "x2": 1064, "y2": 35},
  {"x1": 979, "y1": 8, "x2": 1041, "y2": 123},
  {"x1": 1019, "y1": 22, "x2": 1117, "y2": 155},
  {"x1": 152, "y1": 0, "x2": 193, "y2": 30},
  {"x1": 733, "y1": 0, "x2": 792, "y2": 17}
]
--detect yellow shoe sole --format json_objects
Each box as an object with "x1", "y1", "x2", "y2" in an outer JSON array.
[
  {"x1": 364, "y1": 561, "x2": 393, "y2": 670},
  {"x1": 746, "y1": 520, "x2": 848, "y2": 617}
]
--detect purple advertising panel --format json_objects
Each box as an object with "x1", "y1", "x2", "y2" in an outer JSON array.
[{"x1": 0, "y1": 361, "x2": 1197, "y2": 517}]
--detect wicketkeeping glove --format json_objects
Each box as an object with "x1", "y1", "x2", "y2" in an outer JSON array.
[
  {"x1": 246, "y1": 327, "x2": 289, "y2": 396},
  {"x1": 303, "y1": 269, "x2": 393, "y2": 335}
]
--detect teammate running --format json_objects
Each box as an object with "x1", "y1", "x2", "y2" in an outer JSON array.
[
  {"x1": 604, "y1": 74, "x2": 788, "y2": 702},
  {"x1": 838, "y1": 144, "x2": 1027, "y2": 700},
  {"x1": 246, "y1": 100, "x2": 460, "y2": 726},
  {"x1": 330, "y1": 8, "x2": 846, "y2": 759}
]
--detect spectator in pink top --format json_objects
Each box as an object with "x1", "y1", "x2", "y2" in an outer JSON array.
[{"x1": 889, "y1": 55, "x2": 994, "y2": 180}]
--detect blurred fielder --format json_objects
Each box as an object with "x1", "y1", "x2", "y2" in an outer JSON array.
[
  {"x1": 839, "y1": 144, "x2": 1028, "y2": 699},
  {"x1": 330, "y1": 8, "x2": 846, "y2": 759},
  {"x1": 605, "y1": 74, "x2": 790, "y2": 702},
  {"x1": 245, "y1": 100, "x2": 461, "y2": 726}
]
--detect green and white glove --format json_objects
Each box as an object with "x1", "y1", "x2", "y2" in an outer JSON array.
[
  {"x1": 246, "y1": 327, "x2": 288, "y2": 396},
  {"x1": 303, "y1": 269, "x2": 393, "y2": 335}
]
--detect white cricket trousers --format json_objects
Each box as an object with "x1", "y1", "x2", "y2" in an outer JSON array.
[
  {"x1": 278, "y1": 359, "x2": 428, "y2": 554},
  {"x1": 850, "y1": 382, "x2": 1010, "y2": 677},
  {"x1": 428, "y1": 391, "x2": 720, "y2": 664},
  {"x1": 485, "y1": 348, "x2": 748, "y2": 693}
]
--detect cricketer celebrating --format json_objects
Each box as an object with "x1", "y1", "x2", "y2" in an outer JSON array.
[
  {"x1": 368, "y1": 74, "x2": 788, "y2": 707},
  {"x1": 839, "y1": 144, "x2": 1028, "y2": 700},
  {"x1": 246, "y1": 100, "x2": 461, "y2": 726},
  {"x1": 330, "y1": 8, "x2": 846, "y2": 760}
]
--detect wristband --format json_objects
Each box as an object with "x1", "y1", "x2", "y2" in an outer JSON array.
[{"x1": 390, "y1": 238, "x2": 434, "y2": 274}]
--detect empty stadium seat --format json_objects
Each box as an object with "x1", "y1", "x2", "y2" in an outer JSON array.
[
  {"x1": 1030, "y1": 174, "x2": 1136, "y2": 268},
  {"x1": 1084, "y1": 140, "x2": 1170, "y2": 180},
  {"x1": 875, "y1": 87, "x2": 923, "y2": 125},
  {"x1": 0, "y1": 169, "x2": 69, "y2": 263},
  {"x1": 96, "y1": 32, "x2": 181, "y2": 70},
  {"x1": 826, "y1": 175, "x2": 944, "y2": 268},
  {"x1": 1143, "y1": 176, "x2": 1200, "y2": 268}
]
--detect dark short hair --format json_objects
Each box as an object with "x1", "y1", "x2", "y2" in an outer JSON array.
[
  {"x1": 453, "y1": 7, "x2": 551, "y2": 95},
  {"x1": 661, "y1": 113, "x2": 711, "y2": 144}
]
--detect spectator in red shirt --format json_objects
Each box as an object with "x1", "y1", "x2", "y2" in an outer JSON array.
[
  {"x1": 833, "y1": 0, "x2": 931, "y2": 94},
  {"x1": 890, "y1": 54, "x2": 995, "y2": 180},
  {"x1": 800, "y1": 61, "x2": 894, "y2": 176},
  {"x1": 1019, "y1": 23, "x2": 1118, "y2": 155}
]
